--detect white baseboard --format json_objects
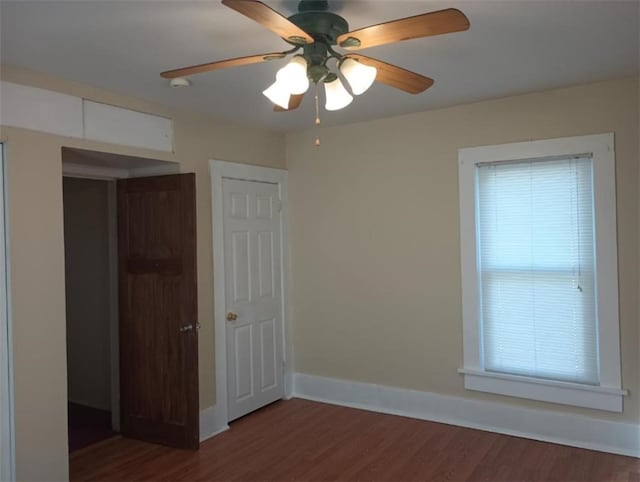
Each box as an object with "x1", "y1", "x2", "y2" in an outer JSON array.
[
  {"x1": 293, "y1": 373, "x2": 640, "y2": 458},
  {"x1": 199, "y1": 406, "x2": 229, "y2": 442}
]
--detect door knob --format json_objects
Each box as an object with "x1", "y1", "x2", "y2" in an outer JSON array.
[{"x1": 226, "y1": 312, "x2": 238, "y2": 321}]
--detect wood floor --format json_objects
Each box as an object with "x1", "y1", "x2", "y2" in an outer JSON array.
[{"x1": 70, "y1": 398, "x2": 640, "y2": 481}]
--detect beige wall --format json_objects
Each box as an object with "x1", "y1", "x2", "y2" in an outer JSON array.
[
  {"x1": 0, "y1": 64, "x2": 286, "y2": 481},
  {"x1": 286, "y1": 77, "x2": 640, "y2": 423},
  {"x1": 63, "y1": 177, "x2": 111, "y2": 411}
]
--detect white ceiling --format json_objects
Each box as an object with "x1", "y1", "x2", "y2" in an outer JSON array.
[{"x1": 1, "y1": 1, "x2": 638, "y2": 133}]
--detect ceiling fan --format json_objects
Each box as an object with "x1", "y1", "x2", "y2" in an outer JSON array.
[{"x1": 161, "y1": 0, "x2": 470, "y2": 113}]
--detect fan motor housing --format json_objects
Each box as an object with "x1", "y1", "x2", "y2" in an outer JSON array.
[
  {"x1": 297, "y1": 0, "x2": 329, "y2": 12},
  {"x1": 287, "y1": 11, "x2": 349, "y2": 45}
]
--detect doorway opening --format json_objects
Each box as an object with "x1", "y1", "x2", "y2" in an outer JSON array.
[
  {"x1": 62, "y1": 147, "x2": 181, "y2": 454},
  {"x1": 63, "y1": 176, "x2": 117, "y2": 451}
]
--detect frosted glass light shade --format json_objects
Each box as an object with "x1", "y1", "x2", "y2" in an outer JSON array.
[
  {"x1": 262, "y1": 80, "x2": 291, "y2": 109},
  {"x1": 324, "y1": 77, "x2": 353, "y2": 111},
  {"x1": 276, "y1": 55, "x2": 309, "y2": 95},
  {"x1": 340, "y1": 58, "x2": 377, "y2": 95}
]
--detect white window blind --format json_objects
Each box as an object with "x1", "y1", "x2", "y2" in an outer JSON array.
[{"x1": 476, "y1": 156, "x2": 598, "y2": 384}]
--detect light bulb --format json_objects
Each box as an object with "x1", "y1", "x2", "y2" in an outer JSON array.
[
  {"x1": 324, "y1": 77, "x2": 353, "y2": 111},
  {"x1": 262, "y1": 80, "x2": 291, "y2": 110},
  {"x1": 276, "y1": 55, "x2": 309, "y2": 95},
  {"x1": 340, "y1": 58, "x2": 377, "y2": 95}
]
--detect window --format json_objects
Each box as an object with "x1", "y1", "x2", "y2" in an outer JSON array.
[{"x1": 458, "y1": 133, "x2": 626, "y2": 412}]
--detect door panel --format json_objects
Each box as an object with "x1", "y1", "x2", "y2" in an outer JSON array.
[
  {"x1": 258, "y1": 232, "x2": 274, "y2": 298},
  {"x1": 259, "y1": 318, "x2": 277, "y2": 390},
  {"x1": 233, "y1": 323, "x2": 253, "y2": 400},
  {"x1": 118, "y1": 174, "x2": 199, "y2": 449},
  {"x1": 231, "y1": 231, "x2": 250, "y2": 303},
  {"x1": 223, "y1": 178, "x2": 283, "y2": 421}
]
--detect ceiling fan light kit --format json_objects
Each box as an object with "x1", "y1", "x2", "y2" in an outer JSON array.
[
  {"x1": 162, "y1": 0, "x2": 470, "y2": 118},
  {"x1": 324, "y1": 76, "x2": 353, "y2": 111},
  {"x1": 339, "y1": 57, "x2": 377, "y2": 96},
  {"x1": 275, "y1": 55, "x2": 309, "y2": 95},
  {"x1": 262, "y1": 80, "x2": 292, "y2": 109}
]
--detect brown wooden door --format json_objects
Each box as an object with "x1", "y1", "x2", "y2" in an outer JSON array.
[{"x1": 118, "y1": 174, "x2": 199, "y2": 449}]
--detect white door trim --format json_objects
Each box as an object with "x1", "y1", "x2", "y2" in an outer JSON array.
[
  {"x1": 0, "y1": 143, "x2": 15, "y2": 482},
  {"x1": 209, "y1": 160, "x2": 291, "y2": 435}
]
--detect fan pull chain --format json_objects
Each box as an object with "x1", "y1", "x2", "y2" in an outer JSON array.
[{"x1": 314, "y1": 84, "x2": 321, "y2": 147}]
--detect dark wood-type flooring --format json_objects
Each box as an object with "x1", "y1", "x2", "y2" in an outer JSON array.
[{"x1": 70, "y1": 398, "x2": 640, "y2": 481}]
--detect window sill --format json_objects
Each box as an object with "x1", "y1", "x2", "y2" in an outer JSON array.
[{"x1": 458, "y1": 368, "x2": 627, "y2": 412}]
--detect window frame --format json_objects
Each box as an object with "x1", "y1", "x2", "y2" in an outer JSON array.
[{"x1": 458, "y1": 133, "x2": 627, "y2": 412}]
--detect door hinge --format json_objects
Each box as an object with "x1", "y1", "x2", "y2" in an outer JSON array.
[{"x1": 275, "y1": 200, "x2": 283, "y2": 213}]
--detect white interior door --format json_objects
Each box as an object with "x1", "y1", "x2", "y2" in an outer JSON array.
[{"x1": 223, "y1": 178, "x2": 284, "y2": 421}]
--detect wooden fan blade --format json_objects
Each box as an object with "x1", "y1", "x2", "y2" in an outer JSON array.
[
  {"x1": 337, "y1": 8, "x2": 469, "y2": 50},
  {"x1": 161, "y1": 52, "x2": 287, "y2": 79},
  {"x1": 274, "y1": 93, "x2": 305, "y2": 112},
  {"x1": 345, "y1": 54, "x2": 434, "y2": 94},
  {"x1": 222, "y1": 0, "x2": 314, "y2": 45}
]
